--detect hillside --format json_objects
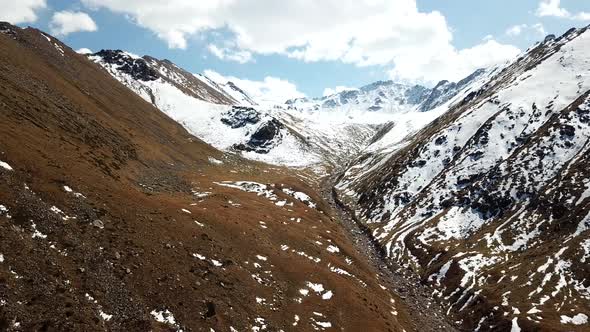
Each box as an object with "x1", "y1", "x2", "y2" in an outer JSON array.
[
  {"x1": 0, "y1": 22, "x2": 456, "y2": 331},
  {"x1": 336, "y1": 25, "x2": 590, "y2": 331},
  {"x1": 88, "y1": 49, "x2": 482, "y2": 175},
  {"x1": 3, "y1": 16, "x2": 590, "y2": 332}
]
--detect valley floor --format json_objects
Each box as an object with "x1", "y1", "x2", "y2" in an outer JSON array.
[{"x1": 319, "y1": 174, "x2": 458, "y2": 331}]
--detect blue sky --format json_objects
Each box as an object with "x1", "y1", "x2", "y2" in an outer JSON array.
[{"x1": 4, "y1": 0, "x2": 590, "y2": 99}]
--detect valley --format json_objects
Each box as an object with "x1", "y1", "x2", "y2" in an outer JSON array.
[{"x1": 1, "y1": 18, "x2": 590, "y2": 332}]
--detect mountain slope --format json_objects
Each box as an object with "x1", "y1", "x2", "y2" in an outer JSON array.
[
  {"x1": 91, "y1": 49, "x2": 238, "y2": 106},
  {"x1": 0, "y1": 22, "x2": 450, "y2": 331},
  {"x1": 88, "y1": 50, "x2": 388, "y2": 173},
  {"x1": 89, "y1": 50, "x2": 484, "y2": 176},
  {"x1": 336, "y1": 26, "x2": 590, "y2": 331}
]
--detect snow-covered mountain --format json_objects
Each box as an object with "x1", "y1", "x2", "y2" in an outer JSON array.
[
  {"x1": 336, "y1": 26, "x2": 590, "y2": 331},
  {"x1": 89, "y1": 49, "x2": 482, "y2": 174},
  {"x1": 286, "y1": 81, "x2": 430, "y2": 113},
  {"x1": 285, "y1": 73, "x2": 484, "y2": 114},
  {"x1": 4, "y1": 17, "x2": 590, "y2": 331},
  {"x1": 87, "y1": 32, "x2": 590, "y2": 330},
  {"x1": 90, "y1": 50, "x2": 377, "y2": 171},
  {"x1": 91, "y1": 50, "x2": 237, "y2": 105}
]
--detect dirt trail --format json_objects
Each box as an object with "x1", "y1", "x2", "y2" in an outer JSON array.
[{"x1": 320, "y1": 174, "x2": 459, "y2": 332}]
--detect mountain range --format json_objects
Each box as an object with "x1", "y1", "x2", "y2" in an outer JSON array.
[
  {"x1": 87, "y1": 47, "x2": 486, "y2": 175},
  {"x1": 1, "y1": 19, "x2": 589, "y2": 332}
]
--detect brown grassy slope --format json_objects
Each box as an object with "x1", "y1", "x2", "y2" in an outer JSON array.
[{"x1": 0, "y1": 24, "x2": 415, "y2": 331}]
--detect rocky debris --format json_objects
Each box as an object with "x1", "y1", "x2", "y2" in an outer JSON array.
[
  {"x1": 0, "y1": 21, "x2": 17, "y2": 38},
  {"x1": 92, "y1": 219, "x2": 104, "y2": 229},
  {"x1": 322, "y1": 175, "x2": 458, "y2": 332}
]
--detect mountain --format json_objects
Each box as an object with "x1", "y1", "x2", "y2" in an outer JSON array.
[
  {"x1": 90, "y1": 49, "x2": 240, "y2": 105},
  {"x1": 286, "y1": 81, "x2": 430, "y2": 113},
  {"x1": 286, "y1": 73, "x2": 485, "y2": 115},
  {"x1": 0, "y1": 22, "x2": 456, "y2": 331},
  {"x1": 4, "y1": 17, "x2": 589, "y2": 332},
  {"x1": 89, "y1": 49, "x2": 483, "y2": 176},
  {"x1": 88, "y1": 50, "x2": 385, "y2": 173},
  {"x1": 216, "y1": 80, "x2": 259, "y2": 106},
  {"x1": 418, "y1": 68, "x2": 487, "y2": 112},
  {"x1": 335, "y1": 25, "x2": 590, "y2": 331}
]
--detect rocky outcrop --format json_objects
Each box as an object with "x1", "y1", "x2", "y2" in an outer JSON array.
[
  {"x1": 94, "y1": 50, "x2": 158, "y2": 81},
  {"x1": 234, "y1": 119, "x2": 284, "y2": 153},
  {"x1": 418, "y1": 68, "x2": 486, "y2": 112},
  {"x1": 220, "y1": 106, "x2": 261, "y2": 129}
]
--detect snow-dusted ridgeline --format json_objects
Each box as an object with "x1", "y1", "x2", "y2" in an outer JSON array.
[
  {"x1": 336, "y1": 26, "x2": 590, "y2": 331},
  {"x1": 89, "y1": 50, "x2": 470, "y2": 174}
]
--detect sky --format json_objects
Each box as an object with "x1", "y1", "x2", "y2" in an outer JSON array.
[{"x1": 2, "y1": 0, "x2": 590, "y2": 101}]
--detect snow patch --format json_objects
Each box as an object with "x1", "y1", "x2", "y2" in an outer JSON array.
[
  {"x1": 561, "y1": 313, "x2": 588, "y2": 325},
  {"x1": 0, "y1": 161, "x2": 13, "y2": 171}
]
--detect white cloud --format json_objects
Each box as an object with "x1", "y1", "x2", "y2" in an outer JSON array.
[
  {"x1": 532, "y1": 23, "x2": 547, "y2": 36},
  {"x1": 573, "y1": 12, "x2": 590, "y2": 21},
  {"x1": 387, "y1": 39, "x2": 519, "y2": 82},
  {"x1": 506, "y1": 24, "x2": 527, "y2": 36},
  {"x1": 0, "y1": 0, "x2": 46, "y2": 24},
  {"x1": 207, "y1": 44, "x2": 252, "y2": 64},
  {"x1": 323, "y1": 86, "x2": 357, "y2": 97},
  {"x1": 536, "y1": 0, "x2": 590, "y2": 21},
  {"x1": 50, "y1": 11, "x2": 97, "y2": 36},
  {"x1": 536, "y1": 0, "x2": 570, "y2": 18},
  {"x1": 81, "y1": 0, "x2": 519, "y2": 83},
  {"x1": 505, "y1": 23, "x2": 546, "y2": 37},
  {"x1": 76, "y1": 47, "x2": 93, "y2": 54},
  {"x1": 204, "y1": 69, "x2": 305, "y2": 105}
]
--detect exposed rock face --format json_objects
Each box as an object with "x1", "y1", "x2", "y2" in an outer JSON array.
[
  {"x1": 234, "y1": 119, "x2": 284, "y2": 153},
  {"x1": 220, "y1": 106, "x2": 261, "y2": 129},
  {"x1": 94, "y1": 50, "x2": 158, "y2": 81},
  {"x1": 418, "y1": 68, "x2": 486, "y2": 112},
  {"x1": 0, "y1": 22, "x2": 17, "y2": 38},
  {"x1": 404, "y1": 85, "x2": 432, "y2": 105}
]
